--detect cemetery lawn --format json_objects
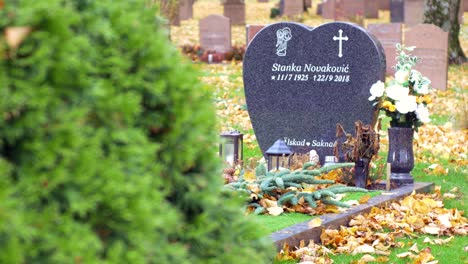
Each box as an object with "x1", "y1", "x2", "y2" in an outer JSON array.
[
  {"x1": 253, "y1": 191, "x2": 382, "y2": 233},
  {"x1": 173, "y1": 1, "x2": 467, "y2": 262}
]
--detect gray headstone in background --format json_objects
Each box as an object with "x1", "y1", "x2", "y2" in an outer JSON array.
[
  {"x1": 341, "y1": 0, "x2": 365, "y2": 20},
  {"x1": 316, "y1": 2, "x2": 323, "y2": 15},
  {"x1": 367, "y1": 23, "x2": 402, "y2": 76},
  {"x1": 243, "y1": 22, "x2": 386, "y2": 163},
  {"x1": 390, "y1": 0, "x2": 404, "y2": 22},
  {"x1": 404, "y1": 24, "x2": 448, "y2": 90},
  {"x1": 322, "y1": 0, "x2": 378, "y2": 21},
  {"x1": 364, "y1": 0, "x2": 379, "y2": 18},
  {"x1": 199, "y1": 15, "x2": 231, "y2": 53},
  {"x1": 404, "y1": 0, "x2": 425, "y2": 26},
  {"x1": 246, "y1": 24, "x2": 266, "y2": 45},
  {"x1": 280, "y1": 0, "x2": 304, "y2": 17},
  {"x1": 321, "y1": 0, "x2": 336, "y2": 19},
  {"x1": 179, "y1": 0, "x2": 194, "y2": 21},
  {"x1": 223, "y1": 0, "x2": 245, "y2": 25},
  {"x1": 378, "y1": 0, "x2": 390, "y2": 10}
]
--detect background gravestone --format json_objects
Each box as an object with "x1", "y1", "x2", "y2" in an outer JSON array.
[
  {"x1": 223, "y1": 0, "x2": 245, "y2": 25},
  {"x1": 316, "y1": 2, "x2": 323, "y2": 15},
  {"x1": 404, "y1": 24, "x2": 448, "y2": 90},
  {"x1": 280, "y1": 0, "x2": 304, "y2": 17},
  {"x1": 179, "y1": 0, "x2": 194, "y2": 21},
  {"x1": 243, "y1": 22, "x2": 386, "y2": 164},
  {"x1": 335, "y1": 0, "x2": 379, "y2": 20},
  {"x1": 199, "y1": 15, "x2": 232, "y2": 53},
  {"x1": 246, "y1": 24, "x2": 266, "y2": 45},
  {"x1": 390, "y1": 0, "x2": 404, "y2": 22},
  {"x1": 367, "y1": 23, "x2": 402, "y2": 76},
  {"x1": 404, "y1": 0, "x2": 425, "y2": 26},
  {"x1": 321, "y1": 0, "x2": 337, "y2": 19},
  {"x1": 341, "y1": 0, "x2": 365, "y2": 20},
  {"x1": 364, "y1": 0, "x2": 379, "y2": 18},
  {"x1": 379, "y1": 0, "x2": 390, "y2": 10}
]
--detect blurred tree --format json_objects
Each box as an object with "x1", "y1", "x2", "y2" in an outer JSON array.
[{"x1": 0, "y1": 0, "x2": 273, "y2": 263}]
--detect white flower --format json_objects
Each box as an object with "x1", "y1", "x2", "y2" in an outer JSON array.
[
  {"x1": 395, "y1": 95, "x2": 417, "y2": 114},
  {"x1": 415, "y1": 77, "x2": 431, "y2": 95},
  {"x1": 368, "y1": 80, "x2": 385, "y2": 101},
  {"x1": 415, "y1": 104, "x2": 431, "y2": 123},
  {"x1": 395, "y1": 69, "x2": 409, "y2": 84},
  {"x1": 386, "y1": 84, "x2": 409, "y2": 101}
]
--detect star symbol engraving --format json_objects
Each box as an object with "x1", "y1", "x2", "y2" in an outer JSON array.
[{"x1": 271, "y1": 75, "x2": 276, "y2": 80}]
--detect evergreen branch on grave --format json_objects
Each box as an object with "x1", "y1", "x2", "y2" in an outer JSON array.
[
  {"x1": 254, "y1": 163, "x2": 355, "y2": 194},
  {"x1": 323, "y1": 185, "x2": 369, "y2": 194},
  {"x1": 321, "y1": 198, "x2": 352, "y2": 208},
  {"x1": 277, "y1": 185, "x2": 368, "y2": 208},
  {"x1": 255, "y1": 163, "x2": 268, "y2": 177},
  {"x1": 247, "y1": 203, "x2": 266, "y2": 215}
]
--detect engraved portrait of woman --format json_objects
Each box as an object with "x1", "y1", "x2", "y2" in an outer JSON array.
[{"x1": 276, "y1": 27, "x2": 292, "y2": 56}]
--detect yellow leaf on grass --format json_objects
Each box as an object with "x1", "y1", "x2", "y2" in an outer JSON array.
[
  {"x1": 433, "y1": 236, "x2": 454, "y2": 245},
  {"x1": 308, "y1": 218, "x2": 322, "y2": 228},
  {"x1": 437, "y1": 213, "x2": 453, "y2": 228},
  {"x1": 344, "y1": 200, "x2": 360, "y2": 206},
  {"x1": 352, "y1": 244, "x2": 375, "y2": 255},
  {"x1": 359, "y1": 195, "x2": 371, "y2": 204},
  {"x1": 267, "y1": 206, "x2": 284, "y2": 216},
  {"x1": 375, "y1": 256, "x2": 390, "y2": 262},
  {"x1": 406, "y1": 215, "x2": 425, "y2": 229},
  {"x1": 423, "y1": 237, "x2": 434, "y2": 244},
  {"x1": 359, "y1": 254, "x2": 376, "y2": 262},
  {"x1": 263, "y1": 199, "x2": 278, "y2": 208},
  {"x1": 396, "y1": 252, "x2": 413, "y2": 258},
  {"x1": 423, "y1": 225, "x2": 441, "y2": 235},
  {"x1": 409, "y1": 243, "x2": 419, "y2": 253},
  {"x1": 443, "y1": 193, "x2": 456, "y2": 199}
]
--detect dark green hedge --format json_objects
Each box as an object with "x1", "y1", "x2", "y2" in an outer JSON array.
[{"x1": 0, "y1": 1, "x2": 273, "y2": 263}]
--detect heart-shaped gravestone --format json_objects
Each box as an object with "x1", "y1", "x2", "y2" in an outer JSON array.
[{"x1": 243, "y1": 22, "x2": 385, "y2": 164}]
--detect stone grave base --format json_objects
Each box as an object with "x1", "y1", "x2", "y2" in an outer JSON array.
[{"x1": 270, "y1": 182, "x2": 434, "y2": 250}]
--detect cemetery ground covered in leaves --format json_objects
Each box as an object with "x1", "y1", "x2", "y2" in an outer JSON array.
[{"x1": 171, "y1": 1, "x2": 467, "y2": 263}]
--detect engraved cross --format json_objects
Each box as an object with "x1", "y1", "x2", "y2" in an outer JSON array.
[{"x1": 333, "y1": 29, "x2": 348, "y2": 58}]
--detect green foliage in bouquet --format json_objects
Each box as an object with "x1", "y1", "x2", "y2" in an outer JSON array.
[
  {"x1": 0, "y1": 1, "x2": 273, "y2": 263},
  {"x1": 368, "y1": 44, "x2": 433, "y2": 131}
]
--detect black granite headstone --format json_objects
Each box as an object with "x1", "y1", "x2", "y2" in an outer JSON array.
[
  {"x1": 243, "y1": 22, "x2": 385, "y2": 164},
  {"x1": 390, "y1": 0, "x2": 404, "y2": 22}
]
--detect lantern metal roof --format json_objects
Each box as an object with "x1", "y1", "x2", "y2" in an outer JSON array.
[{"x1": 265, "y1": 139, "x2": 292, "y2": 155}]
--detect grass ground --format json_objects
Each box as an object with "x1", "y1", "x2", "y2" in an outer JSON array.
[{"x1": 170, "y1": 1, "x2": 467, "y2": 263}]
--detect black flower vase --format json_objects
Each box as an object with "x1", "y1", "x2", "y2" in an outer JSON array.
[
  {"x1": 387, "y1": 127, "x2": 414, "y2": 186},
  {"x1": 354, "y1": 158, "x2": 369, "y2": 188}
]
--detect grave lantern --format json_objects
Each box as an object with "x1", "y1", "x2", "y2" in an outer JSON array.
[
  {"x1": 219, "y1": 130, "x2": 243, "y2": 166},
  {"x1": 266, "y1": 139, "x2": 292, "y2": 171}
]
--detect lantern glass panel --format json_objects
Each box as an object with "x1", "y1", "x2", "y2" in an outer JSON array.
[
  {"x1": 223, "y1": 140, "x2": 235, "y2": 165},
  {"x1": 268, "y1": 155, "x2": 290, "y2": 171},
  {"x1": 237, "y1": 137, "x2": 243, "y2": 162}
]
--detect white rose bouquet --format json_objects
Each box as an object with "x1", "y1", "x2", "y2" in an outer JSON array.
[{"x1": 369, "y1": 44, "x2": 433, "y2": 131}]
